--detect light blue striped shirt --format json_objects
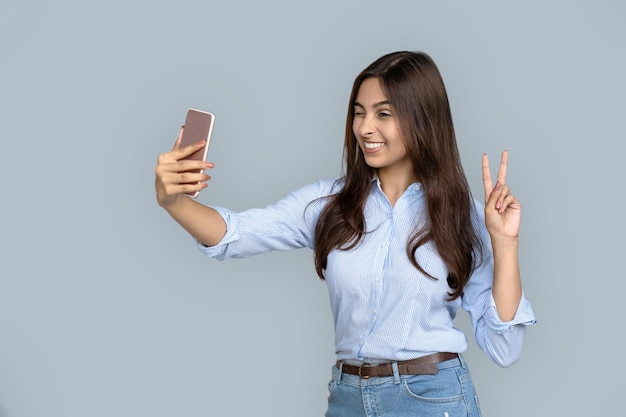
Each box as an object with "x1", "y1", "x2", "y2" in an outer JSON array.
[{"x1": 196, "y1": 178, "x2": 536, "y2": 367}]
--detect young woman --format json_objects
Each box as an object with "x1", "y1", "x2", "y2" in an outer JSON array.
[{"x1": 155, "y1": 51, "x2": 536, "y2": 417}]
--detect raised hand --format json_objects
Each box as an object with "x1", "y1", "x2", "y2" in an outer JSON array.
[
  {"x1": 155, "y1": 127, "x2": 213, "y2": 207},
  {"x1": 482, "y1": 150, "x2": 521, "y2": 239}
]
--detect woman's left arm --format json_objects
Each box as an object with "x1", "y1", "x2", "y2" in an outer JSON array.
[{"x1": 482, "y1": 150, "x2": 523, "y2": 321}]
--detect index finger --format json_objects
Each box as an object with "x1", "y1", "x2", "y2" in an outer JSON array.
[
  {"x1": 496, "y1": 150, "x2": 509, "y2": 185},
  {"x1": 482, "y1": 153, "x2": 493, "y2": 201}
]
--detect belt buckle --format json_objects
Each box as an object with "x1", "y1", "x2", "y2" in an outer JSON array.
[{"x1": 358, "y1": 365, "x2": 371, "y2": 379}]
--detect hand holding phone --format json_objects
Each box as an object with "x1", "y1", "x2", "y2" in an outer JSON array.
[{"x1": 177, "y1": 108, "x2": 215, "y2": 198}]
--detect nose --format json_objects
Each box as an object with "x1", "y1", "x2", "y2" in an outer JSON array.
[{"x1": 356, "y1": 114, "x2": 375, "y2": 137}]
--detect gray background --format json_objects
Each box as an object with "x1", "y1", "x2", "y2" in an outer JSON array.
[{"x1": 1, "y1": 0, "x2": 624, "y2": 416}]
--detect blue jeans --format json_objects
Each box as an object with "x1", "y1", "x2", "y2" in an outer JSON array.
[{"x1": 325, "y1": 355, "x2": 482, "y2": 417}]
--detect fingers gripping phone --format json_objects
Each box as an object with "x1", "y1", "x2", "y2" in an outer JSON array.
[{"x1": 178, "y1": 108, "x2": 215, "y2": 198}]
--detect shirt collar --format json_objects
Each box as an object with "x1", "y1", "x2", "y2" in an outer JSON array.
[{"x1": 371, "y1": 175, "x2": 422, "y2": 193}]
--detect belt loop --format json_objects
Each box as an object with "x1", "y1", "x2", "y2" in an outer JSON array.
[
  {"x1": 336, "y1": 362, "x2": 343, "y2": 384},
  {"x1": 391, "y1": 362, "x2": 400, "y2": 384},
  {"x1": 458, "y1": 353, "x2": 466, "y2": 369}
]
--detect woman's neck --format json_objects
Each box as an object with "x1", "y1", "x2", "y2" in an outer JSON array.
[{"x1": 377, "y1": 167, "x2": 418, "y2": 207}]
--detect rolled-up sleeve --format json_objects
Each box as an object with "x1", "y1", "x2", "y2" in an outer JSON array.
[
  {"x1": 472, "y1": 292, "x2": 536, "y2": 367},
  {"x1": 195, "y1": 206, "x2": 241, "y2": 259}
]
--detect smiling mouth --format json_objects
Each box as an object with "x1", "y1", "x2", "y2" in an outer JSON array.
[{"x1": 364, "y1": 142, "x2": 385, "y2": 149}]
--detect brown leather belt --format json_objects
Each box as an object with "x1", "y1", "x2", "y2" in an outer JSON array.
[{"x1": 339, "y1": 352, "x2": 459, "y2": 379}]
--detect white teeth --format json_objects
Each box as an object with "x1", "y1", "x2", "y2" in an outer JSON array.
[{"x1": 364, "y1": 142, "x2": 384, "y2": 149}]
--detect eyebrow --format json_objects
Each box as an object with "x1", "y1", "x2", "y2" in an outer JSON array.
[{"x1": 354, "y1": 100, "x2": 391, "y2": 108}]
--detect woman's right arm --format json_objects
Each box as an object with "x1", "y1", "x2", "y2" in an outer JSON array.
[{"x1": 154, "y1": 128, "x2": 226, "y2": 247}]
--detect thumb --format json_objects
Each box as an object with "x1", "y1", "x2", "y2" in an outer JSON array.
[{"x1": 171, "y1": 126, "x2": 184, "y2": 151}]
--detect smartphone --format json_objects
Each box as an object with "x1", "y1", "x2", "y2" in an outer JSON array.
[{"x1": 178, "y1": 108, "x2": 215, "y2": 198}]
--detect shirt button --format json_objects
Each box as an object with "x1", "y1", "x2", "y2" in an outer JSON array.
[{"x1": 372, "y1": 309, "x2": 377, "y2": 314}]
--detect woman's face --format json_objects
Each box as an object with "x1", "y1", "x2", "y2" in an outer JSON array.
[{"x1": 352, "y1": 77, "x2": 411, "y2": 176}]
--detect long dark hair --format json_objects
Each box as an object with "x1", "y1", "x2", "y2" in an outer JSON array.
[{"x1": 313, "y1": 51, "x2": 482, "y2": 300}]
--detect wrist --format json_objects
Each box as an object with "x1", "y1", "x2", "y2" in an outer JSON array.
[
  {"x1": 490, "y1": 235, "x2": 519, "y2": 252},
  {"x1": 158, "y1": 193, "x2": 181, "y2": 210}
]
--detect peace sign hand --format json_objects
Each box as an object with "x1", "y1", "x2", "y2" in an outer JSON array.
[{"x1": 482, "y1": 150, "x2": 521, "y2": 239}]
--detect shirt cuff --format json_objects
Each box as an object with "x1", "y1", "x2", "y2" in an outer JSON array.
[
  {"x1": 483, "y1": 292, "x2": 537, "y2": 334},
  {"x1": 194, "y1": 206, "x2": 239, "y2": 259}
]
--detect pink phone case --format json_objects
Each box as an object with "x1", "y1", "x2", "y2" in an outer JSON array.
[{"x1": 179, "y1": 108, "x2": 215, "y2": 197}]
